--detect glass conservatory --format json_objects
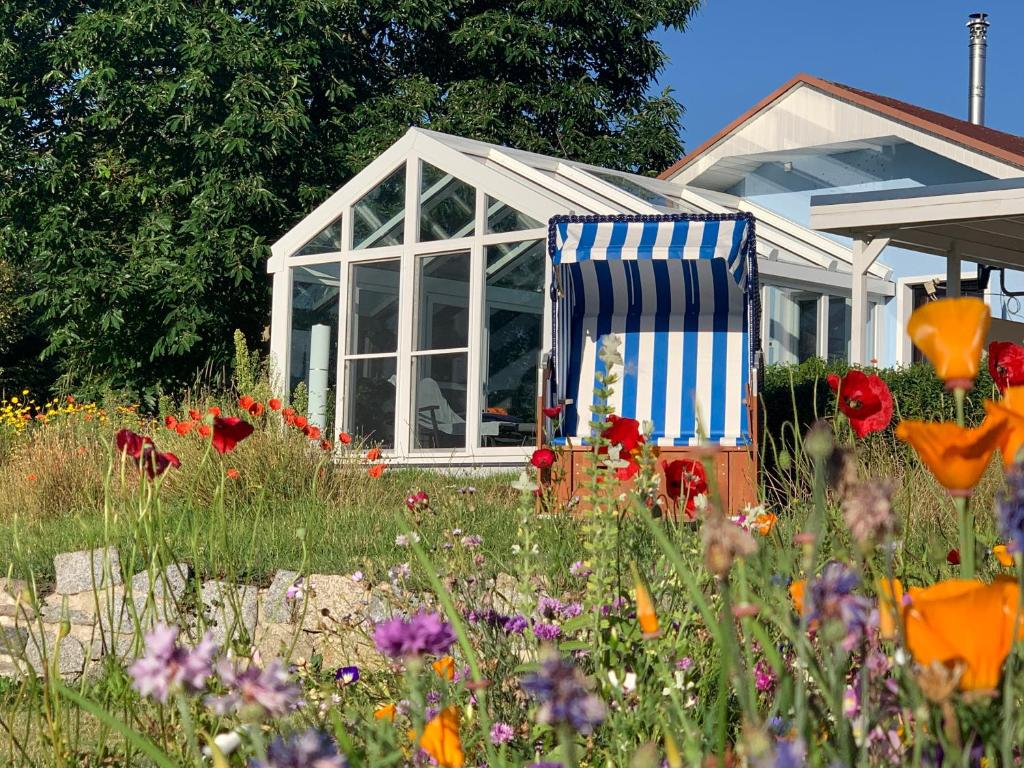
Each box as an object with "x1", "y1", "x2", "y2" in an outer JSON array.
[{"x1": 269, "y1": 128, "x2": 886, "y2": 465}]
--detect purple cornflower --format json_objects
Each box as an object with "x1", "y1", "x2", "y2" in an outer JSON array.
[
  {"x1": 373, "y1": 612, "x2": 456, "y2": 658},
  {"x1": 503, "y1": 614, "x2": 528, "y2": 634},
  {"x1": 754, "y1": 659, "x2": 776, "y2": 693},
  {"x1": 559, "y1": 602, "x2": 583, "y2": 620},
  {"x1": 534, "y1": 623, "x2": 562, "y2": 641},
  {"x1": 460, "y1": 534, "x2": 483, "y2": 549},
  {"x1": 569, "y1": 561, "x2": 591, "y2": 578},
  {"x1": 676, "y1": 656, "x2": 694, "y2": 671},
  {"x1": 806, "y1": 561, "x2": 872, "y2": 651},
  {"x1": 251, "y1": 728, "x2": 347, "y2": 768},
  {"x1": 998, "y1": 465, "x2": 1024, "y2": 556},
  {"x1": 753, "y1": 738, "x2": 806, "y2": 768},
  {"x1": 285, "y1": 577, "x2": 304, "y2": 602},
  {"x1": 520, "y1": 653, "x2": 606, "y2": 734},
  {"x1": 490, "y1": 721, "x2": 514, "y2": 745},
  {"x1": 335, "y1": 666, "x2": 359, "y2": 685},
  {"x1": 127, "y1": 624, "x2": 217, "y2": 703},
  {"x1": 206, "y1": 658, "x2": 301, "y2": 719},
  {"x1": 536, "y1": 596, "x2": 563, "y2": 620}
]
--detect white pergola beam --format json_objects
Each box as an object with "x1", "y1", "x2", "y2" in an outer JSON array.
[{"x1": 850, "y1": 236, "x2": 890, "y2": 365}]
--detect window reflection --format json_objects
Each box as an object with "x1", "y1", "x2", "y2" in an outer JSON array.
[
  {"x1": 345, "y1": 357, "x2": 397, "y2": 448},
  {"x1": 485, "y1": 195, "x2": 541, "y2": 234},
  {"x1": 353, "y1": 167, "x2": 405, "y2": 249},
  {"x1": 416, "y1": 252, "x2": 470, "y2": 351},
  {"x1": 412, "y1": 353, "x2": 468, "y2": 449},
  {"x1": 289, "y1": 264, "x2": 340, "y2": 429},
  {"x1": 349, "y1": 261, "x2": 400, "y2": 354},
  {"x1": 420, "y1": 163, "x2": 475, "y2": 241}
]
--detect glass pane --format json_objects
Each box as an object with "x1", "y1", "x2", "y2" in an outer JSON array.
[
  {"x1": 482, "y1": 240, "x2": 544, "y2": 447},
  {"x1": 765, "y1": 286, "x2": 818, "y2": 364},
  {"x1": 420, "y1": 163, "x2": 475, "y2": 241},
  {"x1": 486, "y1": 195, "x2": 542, "y2": 234},
  {"x1": 828, "y1": 296, "x2": 852, "y2": 361},
  {"x1": 289, "y1": 264, "x2": 340, "y2": 428},
  {"x1": 345, "y1": 357, "x2": 396, "y2": 448},
  {"x1": 349, "y1": 260, "x2": 400, "y2": 354},
  {"x1": 353, "y1": 166, "x2": 405, "y2": 249},
  {"x1": 412, "y1": 352, "x2": 467, "y2": 449},
  {"x1": 584, "y1": 170, "x2": 672, "y2": 207},
  {"x1": 295, "y1": 216, "x2": 342, "y2": 256},
  {"x1": 416, "y1": 252, "x2": 470, "y2": 350}
]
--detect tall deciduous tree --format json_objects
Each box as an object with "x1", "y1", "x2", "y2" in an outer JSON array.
[{"x1": 0, "y1": 0, "x2": 699, "y2": 398}]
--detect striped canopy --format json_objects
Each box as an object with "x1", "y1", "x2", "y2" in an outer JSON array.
[{"x1": 548, "y1": 214, "x2": 759, "y2": 447}]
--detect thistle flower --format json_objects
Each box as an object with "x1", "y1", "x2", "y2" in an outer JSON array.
[
  {"x1": 843, "y1": 480, "x2": 897, "y2": 546},
  {"x1": 251, "y1": 728, "x2": 348, "y2": 768},
  {"x1": 997, "y1": 464, "x2": 1024, "y2": 556},
  {"x1": 489, "y1": 721, "x2": 514, "y2": 745},
  {"x1": 373, "y1": 612, "x2": 457, "y2": 659},
  {"x1": 520, "y1": 653, "x2": 606, "y2": 734},
  {"x1": 127, "y1": 624, "x2": 217, "y2": 703},
  {"x1": 206, "y1": 658, "x2": 301, "y2": 719},
  {"x1": 702, "y1": 514, "x2": 758, "y2": 576}
]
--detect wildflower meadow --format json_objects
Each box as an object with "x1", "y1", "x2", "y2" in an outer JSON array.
[{"x1": 3, "y1": 297, "x2": 1024, "y2": 767}]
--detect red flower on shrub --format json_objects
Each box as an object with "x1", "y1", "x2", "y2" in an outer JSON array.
[
  {"x1": 826, "y1": 371, "x2": 893, "y2": 438},
  {"x1": 988, "y1": 342, "x2": 1024, "y2": 393},
  {"x1": 542, "y1": 405, "x2": 563, "y2": 419},
  {"x1": 268, "y1": 398, "x2": 282, "y2": 411},
  {"x1": 212, "y1": 416, "x2": 254, "y2": 454},
  {"x1": 338, "y1": 431, "x2": 352, "y2": 445},
  {"x1": 115, "y1": 428, "x2": 152, "y2": 460},
  {"x1": 294, "y1": 415, "x2": 309, "y2": 430},
  {"x1": 662, "y1": 458, "x2": 708, "y2": 520},
  {"x1": 238, "y1": 395, "x2": 255, "y2": 410},
  {"x1": 531, "y1": 448, "x2": 556, "y2": 469},
  {"x1": 248, "y1": 402, "x2": 264, "y2": 418}
]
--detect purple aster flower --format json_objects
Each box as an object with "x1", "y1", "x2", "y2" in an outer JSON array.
[
  {"x1": 334, "y1": 666, "x2": 359, "y2": 686},
  {"x1": 998, "y1": 465, "x2": 1024, "y2": 556},
  {"x1": 534, "y1": 623, "x2": 562, "y2": 641},
  {"x1": 127, "y1": 624, "x2": 217, "y2": 703},
  {"x1": 373, "y1": 612, "x2": 456, "y2": 658},
  {"x1": 520, "y1": 653, "x2": 606, "y2": 734},
  {"x1": 206, "y1": 658, "x2": 301, "y2": 719},
  {"x1": 250, "y1": 728, "x2": 347, "y2": 768},
  {"x1": 806, "y1": 561, "x2": 872, "y2": 651},
  {"x1": 490, "y1": 721, "x2": 514, "y2": 745},
  {"x1": 503, "y1": 614, "x2": 528, "y2": 634},
  {"x1": 559, "y1": 602, "x2": 583, "y2": 620}
]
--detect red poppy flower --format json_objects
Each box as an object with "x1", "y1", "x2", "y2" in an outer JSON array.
[
  {"x1": 212, "y1": 416, "x2": 254, "y2": 454},
  {"x1": 338, "y1": 431, "x2": 352, "y2": 445},
  {"x1": 826, "y1": 370, "x2": 893, "y2": 438},
  {"x1": 175, "y1": 421, "x2": 193, "y2": 436},
  {"x1": 320, "y1": 440, "x2": 333, "y2": 452},
  {"x1": 947, "y1": 548, "x2": 961, "y2": 566},
  {"x1": 662, "y1": 458, "x2": 708, "y2": 520},
  {"x1": 142, "y1": 448, "x2": 180, "y2": 480},
  {"x1": 368, "y1": 463, "x2": 386, "y2": 478},
  {"x1": 248, "y1": 402, "x2": 264, "y2": 418},
  {"x1": 601, "y1": 415, "x2": 646, "y2": 479},
  {"x1": 164, "y1": 415, "x2": 177, "y2": 430},
  {"x1": 238, "y1": 395, "x2": 255, "y2": 410},
  {"x1": 115, "y1": 428, "x2": 152, "y2": 460},
  {"x1": 366, "y1": 447, "x2": 382, "y2": 461},
  {"x1": 542, "y1": 405, "x2": 563, "y2": 419},
  {"x1": 197, "y1": 424, "x2": 212, "y2": 438},
  {"x1": 306, "y1": 425, "x2": 321, "y2": 440},
  {"x1": 208, "y1": 406, "x2": 221, "y2": 417},
  {"x1": 226, "y1": 467, "x2": 240, "y2": 480},
  {"x1": 294, "y1": 415, "x2": 309, "y2": 430},
  {"x1": 268, "y1": 398, "x2": 282, "y2": 411},
  {"x1": 531, "y1": 448, "x2": 556, "y2": 469},
  {"x1": 988, "y1": 342, "x2": 1024, "y2": 393},
  {"x1": 282, "y1": 407, "x2": 295, "y2": 418},
  {"x1": 188, "y1": 409, "x2": 201, "y2": 421}
]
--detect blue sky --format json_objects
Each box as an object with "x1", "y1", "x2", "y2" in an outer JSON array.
[{"x1": 657, "y1": 1, "x2": 1024, "y2": 154}]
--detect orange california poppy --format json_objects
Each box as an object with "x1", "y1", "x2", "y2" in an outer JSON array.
[
  {"x1": 903, "y1": 577, "x2": 1024, "y2": 692},
  {"x1": 754, "y1": 512, "x2": 778, "y2": 536},
  {"x1": 907, "y1": 297, "x2": 990, "y2": 389},
  {"x1": 984, "y1": 385, "x2": 1024, "y2": 467},
  {"x1": 374, "y1": 703, "x2": 397, "y2": 722},
  {"x1": 894, "y1": 416, "x2": 1007, "y2": 494},
  {"x1": 366, "y1": 447, "x2": 382, "y2": 461},
  {"x1": 876, "y1": 578, "x2": 904, "y2": 641},
  {"x1": 226, "y1": 468, "x2": 239, "y2": 480},
  {"x1": 368, "y1": 463, "x2": 386, "y2": 478},
  {"x1": 419, "y1": 707, "x2": 464, "y2": 768},
  {"x1": 993, "y1": 544, "x2": 1015, "y2": 568},
  {"x1": 432, "y1": 655, "x2": 456, "y2": 681},
  {"x1": 631, "y1": 567, "x2": 660, "y2": 638},
  {"x1": 789, "y1": 579, "x2": 806, "y2": 616}
]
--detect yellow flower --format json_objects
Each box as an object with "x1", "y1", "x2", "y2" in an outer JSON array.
[
  {"x1": 993, "y1": 544, "x2": 1014, "y2": 568},
  {"x1": 907, "y1": 297, "x2": 990, "y2": 389}
]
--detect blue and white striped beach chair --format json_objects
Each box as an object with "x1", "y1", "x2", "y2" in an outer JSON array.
[{"x1": 545, "y1": 213, "x2": 761, "y2": 509}]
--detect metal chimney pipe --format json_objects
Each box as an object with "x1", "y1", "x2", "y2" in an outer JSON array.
[{"x1": 967, "y1": 12, "x2": 989, "y2": 125}]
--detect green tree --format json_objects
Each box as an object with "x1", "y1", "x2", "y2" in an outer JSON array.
[{"x1": 0, "y1": 0, "x2": 699, "y2": 398}]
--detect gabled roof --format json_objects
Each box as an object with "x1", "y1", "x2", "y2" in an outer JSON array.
[{"x1": 659, "y1": 73, "x2": 1024, "y2": 181}]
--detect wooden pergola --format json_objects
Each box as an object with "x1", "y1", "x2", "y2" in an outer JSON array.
[{"x1": 810, "y1": 177, "x2": 1024, "y2": 364}]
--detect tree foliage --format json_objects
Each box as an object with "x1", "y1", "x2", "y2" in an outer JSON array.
[{"x1": 0, "y1": 0, "x2": 699, "y2": 398}]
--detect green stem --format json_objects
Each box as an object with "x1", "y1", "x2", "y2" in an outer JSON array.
[{"x1": 955, "y1": 495, "x2": 974, "y2": 579}]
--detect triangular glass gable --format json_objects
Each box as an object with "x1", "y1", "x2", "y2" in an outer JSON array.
[
  {"x1": 485, "y1": 195, "x2": 542, "y2": 234},
  {"x1": 295, "y1": 216, "x2": 342, "y2": 256},
  {"x1": 420, "y1": 162, "x2": 475, "y2": 241},
  {"x1": 353, "y1": 166, "x2": 406, "y2": 249}
]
